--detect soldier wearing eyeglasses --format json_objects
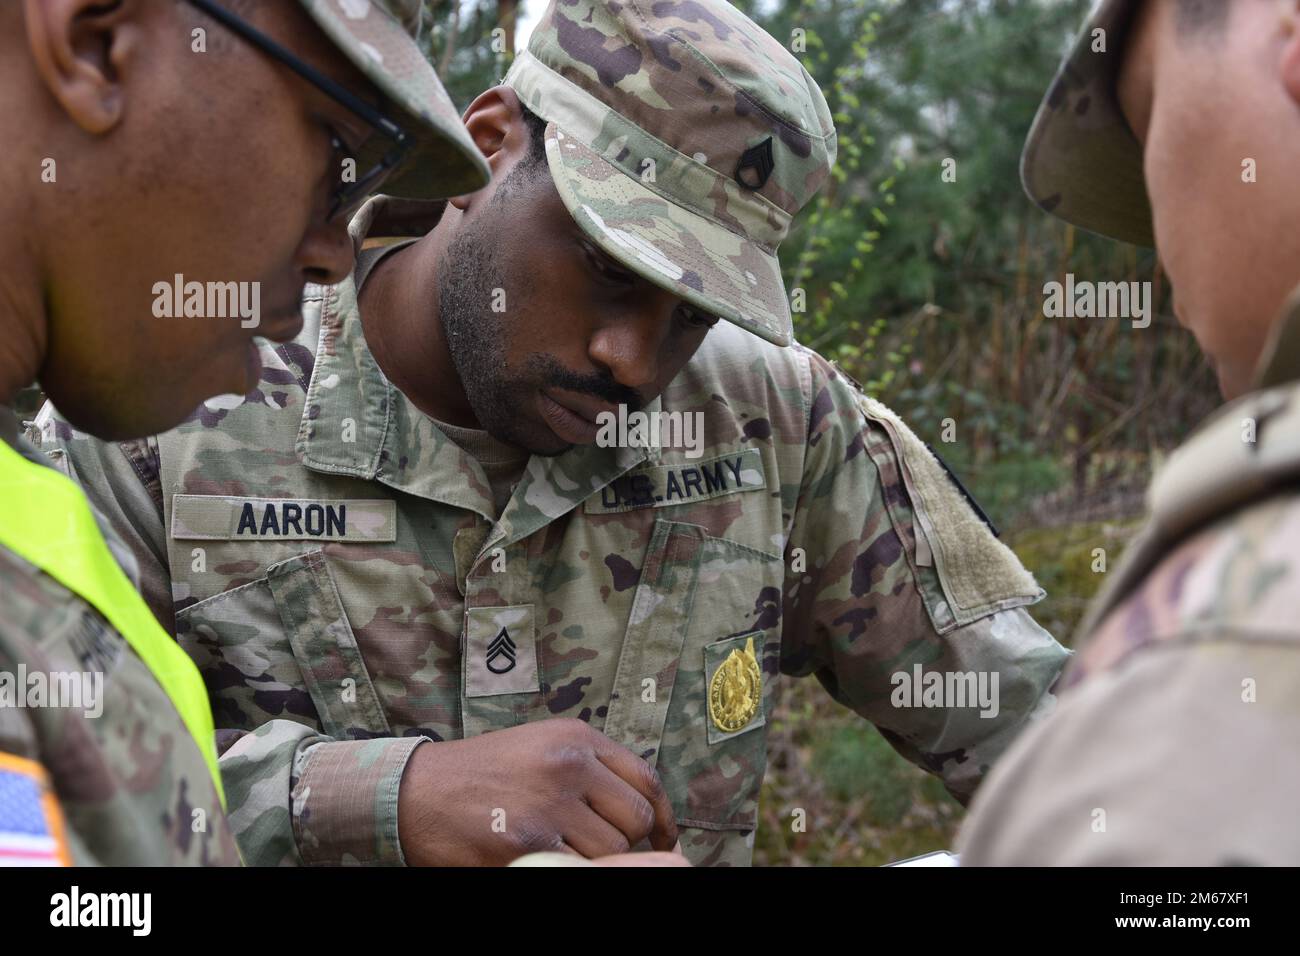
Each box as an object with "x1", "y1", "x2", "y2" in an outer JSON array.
[{"x1": 0, "y1": 0, "x2": 486, "y2": 866}]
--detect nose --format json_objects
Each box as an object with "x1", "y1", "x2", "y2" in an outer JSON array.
[
  {"x1": 588, "y1": 292, "x2": 678, "y2": 392},
  {"x1": 295, "y1": 216, "x2": 355, "y2": 287}
]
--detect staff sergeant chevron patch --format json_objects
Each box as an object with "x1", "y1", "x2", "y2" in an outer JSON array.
[{"x1": 465, "y1": 605, "x2": 538, "y2": 698}]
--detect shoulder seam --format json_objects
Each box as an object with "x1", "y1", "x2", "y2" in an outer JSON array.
[{"x1": 784, "y1": 344, "x2": 816, "y2": 546}]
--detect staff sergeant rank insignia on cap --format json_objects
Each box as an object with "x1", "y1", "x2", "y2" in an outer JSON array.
[
  {"x1": 735, "y1": 137, "x2": 775, "y2": 191},
  {"x1": 709, "y1": 636, "x2": 762, "y2": 733}
]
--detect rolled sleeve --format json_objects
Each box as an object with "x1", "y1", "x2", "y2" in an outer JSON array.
[{"x1": 292, "y1": 736, "x2": 429, "y2": 866}]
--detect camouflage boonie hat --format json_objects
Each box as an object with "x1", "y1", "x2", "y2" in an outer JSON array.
[
  {"x1": 504, "y1": 0, "x2": 837, "y2": 347},
  {"x1": 1021, "y1": 0, "x2": 1153, "y2": 247},
  {"x1": 298, "y1": 0, "x2": 489, "y2": 199}
]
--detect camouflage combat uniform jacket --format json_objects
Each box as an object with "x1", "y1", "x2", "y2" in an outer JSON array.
[
  {"x1": 37, "y1": 210, "x2": 1068, "y2": 867},
  {"x1": 1, "y1": 405, "x2": 240, "y2": 866},
  {"x1": 958, "y1": 292, "x2": 1300, "y2": 866}
]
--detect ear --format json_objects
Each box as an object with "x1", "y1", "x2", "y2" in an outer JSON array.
[
  {"x1": 1283, "y1": 1, "x2": 1300, "y2": 106},
  {"x1": 23, "y1": 0, "x2": 142, "y2": 135},
  {"x1": 448, "y1": 85, "x2": 530, "y2": 211}
]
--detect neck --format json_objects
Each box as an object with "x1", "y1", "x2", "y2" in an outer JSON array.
[
  {"x1": 358, "y1": 217, "x2": 478, "y2": 428},
  {"x1": 0, "y1": 61, "x2": 48, "y2": 409},
  {"x1": 0, "y1": 179, "x2": 47, "y2": 410}
]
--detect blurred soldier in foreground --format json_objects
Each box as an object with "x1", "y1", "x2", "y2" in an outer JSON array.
[
  {"x1": 0, "y1": 0, "x2": 486, "y2": 865},
  {"x1": 958, "y1": 0, "x2": 1300, "y2": 865},
  {"x1": 41, "y1": 0, "x2": 1068, "y2": 866}
]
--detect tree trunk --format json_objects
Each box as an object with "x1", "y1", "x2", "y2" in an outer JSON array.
[{"x1": 499, "y1": 0, "x2": 519, "y2": 57}]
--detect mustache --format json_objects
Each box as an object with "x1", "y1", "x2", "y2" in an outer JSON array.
[{"x1": 529, "y1": 354, "x2": 643, "y2": 411}]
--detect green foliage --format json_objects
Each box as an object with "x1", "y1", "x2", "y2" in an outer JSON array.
[
  {"x1": 416, "y1": 1, "x2": 520, "y2": 107},
  {"x1": 939, "y1": 448, "x2": 1063, "y2": 535},
  {"x1": 735, "y1": 0, "x2": 1218, "y2": 530},
  {"x1": 813, "y1": 726, "x2": 918, "y2": 826},
  {"x1": 1007, "y1": 517, "x2": 1144, "y2": 643},
  {"x1": 754, "y1": 674, "x2": 964, "y2": 866}
]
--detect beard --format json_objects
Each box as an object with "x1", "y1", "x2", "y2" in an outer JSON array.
[
  {"x1": 436, "y1": 220, "x2": 524, "y2": 445},
  {"x1": 435, "y1": 204, "x2": 643, "y2": 456}
]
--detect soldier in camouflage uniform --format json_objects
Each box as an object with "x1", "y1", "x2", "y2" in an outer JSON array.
[
  {"x1": 0, "y1": 0, "x2": 486, "y2": 865},
  {"x1": 958, "y1": 0, "x2": 1300, "y2": 864},
  {"x1": 40, "y1": 0, "x2": 1068, "y2": 866}
]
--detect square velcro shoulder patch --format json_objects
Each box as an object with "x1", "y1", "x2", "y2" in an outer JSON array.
[{"x1": 0, "y1": 753, "x2": 71, "y2": 866}]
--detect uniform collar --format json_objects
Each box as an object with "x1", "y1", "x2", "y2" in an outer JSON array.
[
  {"x1": 0, "y1": 404, "x2": 45, "y2": 465},
  {"x1": 1254, "y1": 285, "x2": 1300, "y2": 391},
  {"x1": 295, "y1": 198, "x2": 650, "y2": 532},
  {"x1": 0, "y1": 404, "x2": 21, "y2": 454}
]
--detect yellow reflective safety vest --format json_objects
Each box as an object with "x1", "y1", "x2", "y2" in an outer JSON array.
[{"x1": 0, "y1": 437, "x2": 225, "y2": 805}]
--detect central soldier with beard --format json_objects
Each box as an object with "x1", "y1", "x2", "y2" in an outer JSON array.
[{"x1": 39, "y1": 0, "x2": 1069, "y2": 866}]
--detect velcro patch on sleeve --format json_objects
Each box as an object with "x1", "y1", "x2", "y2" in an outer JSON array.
[
  {"x1": 0, "y1": 753, "x2": 71, "y2": 866},
  {"x1": 855, "y1": 394, "x2": 1042, "y2": 629},
  {"x1": 584, "y1": 449, "x2": 766, "y2": 514},
  {"x1": 171, "y1": 495, "x2": 397, "y2": 542}
]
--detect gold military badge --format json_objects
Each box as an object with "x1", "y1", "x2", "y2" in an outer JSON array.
[{"x1": 708, "y1": 636, "x2": 762, "y2": 733}]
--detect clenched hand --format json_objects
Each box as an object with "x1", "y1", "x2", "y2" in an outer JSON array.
[{"x1": 397, "y1": 718, "x2": 679, "y2": 866}]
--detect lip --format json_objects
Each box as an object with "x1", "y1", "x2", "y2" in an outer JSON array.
[
  {"x1": 257, "y1": 308, "x2": 305, "y2": 343},
  {"x1": 539, "y1": 390, "x2": 604, "y2": 445},
  {"x1": 546, "y1": 387, "x2": 622, "y2": 425}
]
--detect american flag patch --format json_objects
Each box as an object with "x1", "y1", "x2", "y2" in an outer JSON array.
[{"x1": 0, "y1": 753, "x2": 71, "y2": 866}]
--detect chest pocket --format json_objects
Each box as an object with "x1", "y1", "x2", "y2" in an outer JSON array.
[
  {"x1": 175, "y1": 550, "x2": 390, "y2": 740},
  {"x1": 601, "y1": 520, "x2": 783, "y2": 832}
]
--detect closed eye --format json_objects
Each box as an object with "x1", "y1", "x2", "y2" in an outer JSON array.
[
  {"x1": 577, "y1": 236, "x2": 637, "y2": 286},
  {"x1": 577, "y1": 234, "x2": 717, "y2": 332},
  {"x1": 677, "y1": 305, "x2": 719, "y2": 331}
]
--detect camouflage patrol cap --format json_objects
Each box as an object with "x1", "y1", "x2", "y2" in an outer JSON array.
[
  {"x1": 504, "y1": 0, "x2": 837, "y2": 348},
  {"x1": 1021, "y1": 0, "x2": 1153, "y2": 247},
  {"x1": 297, "y1": 0, "x2": 489, "y2": 199}
]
